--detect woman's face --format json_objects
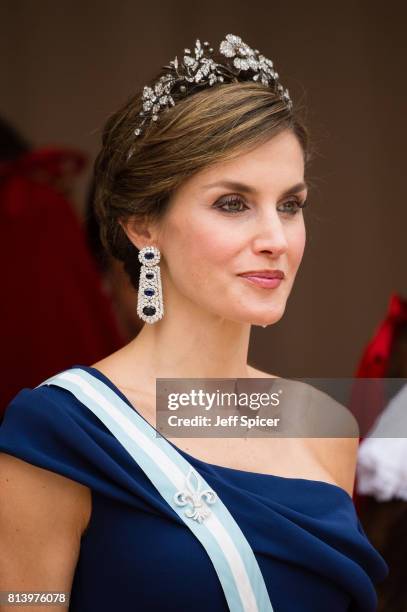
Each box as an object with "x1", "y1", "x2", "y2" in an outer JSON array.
[{"x1": 157, "y1": 128, "x2": 308, "y2": 327}]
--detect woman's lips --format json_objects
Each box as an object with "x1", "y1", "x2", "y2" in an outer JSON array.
[{"x1": 239, "y1": 275, "x2": 283, "y2": 288}]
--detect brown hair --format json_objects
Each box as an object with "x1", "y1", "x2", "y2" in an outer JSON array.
[{"x1": 93, "y1": 77, "x2": 312, "y2": 291}]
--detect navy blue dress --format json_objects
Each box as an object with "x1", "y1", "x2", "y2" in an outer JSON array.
[{"x1": 0, "y1": 364, "x2": 388, "y2": 611}]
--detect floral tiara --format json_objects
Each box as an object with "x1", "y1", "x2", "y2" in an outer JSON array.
[{"x1": 130, "y1": 33, "x2": 292, "y2": 150}]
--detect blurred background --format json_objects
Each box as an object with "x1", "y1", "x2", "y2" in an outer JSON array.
[{"x1": 1, "y1": 3, "x2": 407, "y2": 607}]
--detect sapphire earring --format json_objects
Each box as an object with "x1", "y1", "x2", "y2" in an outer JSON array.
[{"x1": 137, "y1": 246, "x2": 164, "y2": 324}]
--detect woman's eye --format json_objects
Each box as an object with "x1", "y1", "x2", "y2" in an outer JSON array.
[
  {"x1": 278, "y1": 200, "x2": 307, "y2": 215},
  {"x1": 215, "y1": 196, "x2": 247, "y2": 214}
]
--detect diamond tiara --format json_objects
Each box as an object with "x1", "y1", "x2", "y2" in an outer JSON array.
[{"x1": 132, "y1": 33, "x2": 292, "y2": 141}]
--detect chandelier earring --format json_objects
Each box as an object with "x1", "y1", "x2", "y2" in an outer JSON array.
[{"x1": 137, "y1": 246, "x2": 164, "y2": 324}]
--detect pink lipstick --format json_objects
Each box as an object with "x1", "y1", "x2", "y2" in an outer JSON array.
[{"x1": 238, "y1": 269, "x2": 285, "y2": 289}]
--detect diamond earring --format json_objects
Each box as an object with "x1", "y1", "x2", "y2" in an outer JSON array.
[{"x1": 137, "y1": 246, "x2": 164, "y2": 324}]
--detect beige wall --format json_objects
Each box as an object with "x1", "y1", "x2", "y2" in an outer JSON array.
[{"x1": 1, "y1": 0, "x2": 406, "y2": 377}]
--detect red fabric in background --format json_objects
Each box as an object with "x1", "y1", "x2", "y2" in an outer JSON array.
[
  {"x1": 0, "y1": 147, "x2": 88, "y2": 181},
  {"x1": 0, "y1": 150, "x2": 125, "y2": 414},
  {"x1": 355, "y1": 293, "x2": 407, "y2": 379},
  {"x1": 352, "y1": 293, "x2": 407, "y2": 511}
]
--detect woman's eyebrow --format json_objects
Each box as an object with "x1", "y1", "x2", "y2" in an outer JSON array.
[{"x1": 202, "y1": 179, "x2": 308, "y2": 197}]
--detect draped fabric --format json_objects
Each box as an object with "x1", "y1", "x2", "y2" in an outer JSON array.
[{"x1": 0, "y1": 364, "x2": 388, "y2": 612}]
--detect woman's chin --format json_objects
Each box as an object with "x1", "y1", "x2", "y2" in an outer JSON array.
[
  {"x1": 231, "y1": 309, "x2": 285, "y2": 326},
  {"x1": 254, "y1": 306, "x2": 286, "y2": 326}
]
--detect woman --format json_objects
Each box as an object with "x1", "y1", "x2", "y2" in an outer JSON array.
[{"x1": 0, "y1": 34, "x2": 388, "y2": 611}]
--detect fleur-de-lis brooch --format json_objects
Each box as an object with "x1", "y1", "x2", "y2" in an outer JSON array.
[{"x1": 173, "y1": 466, "x2": 218, "y2": 523}]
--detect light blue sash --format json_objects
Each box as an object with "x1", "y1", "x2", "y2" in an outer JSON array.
[{"x1": 37, "y1": 368, "x2": 274, "y2": 612}]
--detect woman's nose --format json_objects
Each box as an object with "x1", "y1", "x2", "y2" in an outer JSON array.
[{"x1": 251, "y1": 210, "x2": 289, "y2": 256}]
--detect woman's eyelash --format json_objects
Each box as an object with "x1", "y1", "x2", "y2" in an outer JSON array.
[{"x1": 214, "y1": 195, "x2": 308, "y2": 215}]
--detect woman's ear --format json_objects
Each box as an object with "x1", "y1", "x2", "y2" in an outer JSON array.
[{"x1": 119, "y1": 216, "x2": 157, "y2": 252}]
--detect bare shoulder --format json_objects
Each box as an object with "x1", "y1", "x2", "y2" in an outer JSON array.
[
  {"x1": 304, "y1": 436, "x2": 359, "y2": 496},
  {"x1": 298, "y1": 382, "x2": 360, "y2": 496},
  {"x1": 247, "y1": 373, "x2": 359, "y2": 495},
  {"x1": 304, "y1": 382, "x2": 360, "y2": 438}
]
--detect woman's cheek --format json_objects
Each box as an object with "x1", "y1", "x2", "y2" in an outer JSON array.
[{"x1": 289, "y1": 224, "x2": 306, "y2": 266}]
